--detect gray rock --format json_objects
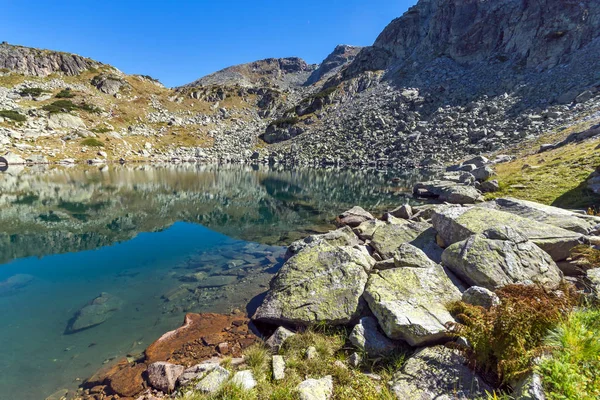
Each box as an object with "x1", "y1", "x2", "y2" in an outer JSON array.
[
  {"x1": 305, "y1": 346, "x2": 318, "y2": 360},
  {"x1": 91, "y1": 74, "x2": 127, "y2": 95},
  {"x1": 348, "y1": 352, "x2": 362, "y2": 368},
  {"x1": 587, "y1": 268, "x2": 600, "y2": 298},
  {"x1": 389, "y1": 346, "x2": 491, "y2": 400},
  {"x1": 392, "y1": 242, "x2": 437, "y2": 268},
  {"x1": 272, "y1": 355, "x2": 286, "y2": 381},
  {"x1": 337, "y1": 206, "x2": 374, "y2": 227},
  {"x1": 354, "y1": 219, "x2": 434, "y2": 260},
  {"x1": 414, "y1": 181, "x2": 483, "y2": 204},
  {"x1": 177, "y1": 361, "x2": 220, "y2": 387},
  {"x1": 265, "y1": 326, "x2": 295, "y2": 353},
  {"x1": 513, "y1": 372, "x2": 546, "y2": 400},
  {"x1": 146, "y1": 362, "x2": 184, "y2": 393},
  {"x1": 479, "y1": 179, "x2": 500, "y2": 193},
  {"x1": 462, "y1": 286, "x2": 500, "y2": 309},
  {"x1": 364, "y1": 266, "x2": 462, "y2": 346},
  {"x1": 432, "y1": 205, "x2": 583, "y2": 261},
  {"x1": 471, "y1": 166, "x2": 495, "y2": 182},
  {"x1": 349, "y1": 317, "x2": 396, "y2": 356},
  {"x1": 462, "y1": 156, "x2": 489, "y2": 168},
  {"x1": 286, "y1": 226, "x2": 358, "y2": 259},
  {"x1": 194, "y1": 366, "x2": 230, "y2": 393},
  {"x1": 47, "y1": 113, "x2": 86, "y2": 129},
  {"x1": 231, "y1": 370, "x2": 257, "y2": 390},
  {"x1": 484, "y1": 197, "x2": 600, "y2": 234},
  {"x1": 297, "y1": 376, "x2": 333, "y2": 400},
  {"x1": 442, "y1": 233, "x2": 563, "y2": 290},
  {"x1": 389, "y1": 204, "x2": 413, "y2": 219},
  {"x1": 253, "y1": 242, "x2": 374, "y2": 325},
  {"x1": 66, "y1": 292, "x2": 122, "y2": 334},
  {"x1": 2, "y1": 152, "x2": 25, "y2": 165}
]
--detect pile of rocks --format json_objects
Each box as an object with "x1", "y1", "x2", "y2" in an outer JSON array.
[{"x1": 250, "y1": 195, "x2": 600, "y2": 399}]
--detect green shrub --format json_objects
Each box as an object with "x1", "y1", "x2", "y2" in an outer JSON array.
[
  {"x1": 81, "y1": 138, "x2": 104, "y2": 147},
  {"x1": 42, "y1": 100, "x2": 100, "y2": 114},
  {"x1": 0, "y1": 109, "x2": 26, "y2": 122},
  {"x1": 447, "y1": 284, "x2": 579, "y2": 384},
  {"x1": 55, "y1": 88, "x2": 75, "y2": 98},
  {"x1": 91, "y1": 127, "x2": 112, "y2": 134},
  {"x1": 270, "y1": 116, "x2": 299, "y2": 127},
  {"x1": 538, "y1": 308, "x2": 600, "y2": 400},
  {"x1": 19, "y1": 87, "x2": 46, "y2": 97}
]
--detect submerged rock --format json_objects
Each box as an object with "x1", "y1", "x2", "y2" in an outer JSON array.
[
  {"x1": 0, "y1": 273, "x2": 34, "y2": 296},
  {"x1": 66, "y1": 292, "x2": 122, "y2": 334},
  {"x1": 441, "y1": 231, "x2": 563, "y2": 290},
  {"x1": 389, "y1": 346, "x2": 491, "y2": 399},
  {"x1": 432, "y1": 205, "x2": 582, "y2": 261},
  {"x1": 253, "y1": 242, "x2": 374, "y2": 325},
  {"x1": 364, "y1": 266, "x2": 461, "y2": 346}
]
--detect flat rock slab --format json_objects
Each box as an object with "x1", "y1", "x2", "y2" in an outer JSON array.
[
  {"x1": 297, "y1": 375, "x2": 333, "y2": 400},
  {"x1": 145, "y1": 312, "x2": 255, "y2": 365},
  {"x1": 413, "y1": 181, "x2": 483, "y2": 204},
  {"x1": 432, "y1": 206, "x2": 582, "y2": 261},
  {"x1": 442, "y1": 234, "x2": 563, "y2": 290},
  {"x1": 364, "y1": 266, "x2": 461, "y2": 346},
  {"x1": 482, "y1": 197, "x2": 600, "y2": 234},
  {"x1": 390, "y1": 346, "x2": 491, "y2": 400},
  {"x1": 253, "y1": 242, "x2": 374, "y2": 325}
]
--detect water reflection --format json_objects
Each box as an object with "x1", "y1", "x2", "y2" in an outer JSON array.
[{"x1": 0, "y1": 163, "x2": 434, "y2": 265}]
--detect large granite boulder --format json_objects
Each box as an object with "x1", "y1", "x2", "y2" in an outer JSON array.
[
  {"x1": 392, "y1": 243, "x2": 437, "y2": 268},
  {"x1": 389, "y1": 346, "x2": 491, "y2": 399},
  {"x1": 66, "y1": 292, "x2": 122, "y2": 334},
  {"x1": 286, "y1": 226, "x2": 358, "y2": 259},
  {"x1": 432, "y1": 206, "x2": 582, "y2": 261},
  {"x1": 482, "y1": 197, "x2": 600, "y2": 234},
  {"x1": 364, "y1": 266, "x2": 462, "y2": 346},
  {"x1": 441, "y1": 229, "x2": 563, "y2": 290},
  {"x1": 253, "y1": 242, "x2": 374, "y2": 325},
  {"x1": 354, "y1": 219, "x2": 441, "y2": 261}
]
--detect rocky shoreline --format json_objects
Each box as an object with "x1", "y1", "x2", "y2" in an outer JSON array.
[{"x1": 60, "y1": 166, "x2": 600, "y2": 399}]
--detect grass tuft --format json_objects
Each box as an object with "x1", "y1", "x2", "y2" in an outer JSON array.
[
  {"x1": 0, "y1": 109, "x2": 26, "y2": 122},
  {"x1": 81, "y1": 138, "x2": 104, "y2": 147}
]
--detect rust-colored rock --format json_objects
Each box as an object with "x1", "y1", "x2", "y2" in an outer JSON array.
[
  {"x1": 106, "y1": 363, "x2": 147, "y2": 397},
  {"x1": 85, "y1": 357, "x2": 129, "y2": 386},
  {"x1": 145, "y1": 312, "x2": 256, "y2": 366}
]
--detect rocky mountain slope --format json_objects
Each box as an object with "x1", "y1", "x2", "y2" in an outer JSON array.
[{"x1": 1, "y1": 0, "x2": 600, "y2": 168}]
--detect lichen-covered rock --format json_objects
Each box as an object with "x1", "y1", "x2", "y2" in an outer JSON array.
[
  {"x1": 272, "y1": 355, "x2": 286, "y2": 381},
  {"x1": 392, "y1": 242, "x2": 436, "y2": 268},
  {"x1": 432, "y1": 205, "x2": 582, "y2": 261},
  {"x1": 483, "y1": 197, "x2": 600, "y2": 234},
  {"x1": 349, "y1": 316, "x2": 397, "y2": 356},
  {"x1": 47, "y1": 113, "x2": 86, "y2": 129},
  {"x1": 253, "y1": 242, "x2": 374, "y2": 325},
  {"x1": 177, "y1": 360, "x2": 220, "y2": 387},
  {"x1": 355, "y1": 218, "x2": 438, "y2": 260},
  {"x1": 146, "y1": 362, "x2": 184, "y2": 393},
  {"x1": 364, "y1": 266, "x2": 461, "y2": 346},
  {"x1": 231, "y1": 370, "x2": 257, "y2": 390},
  {"x1": 91, "y1": 74, "x2": 128, "y2": 95},
  {"x1": 389, "y1": 346, "x2": 491, "y2": 400},
  {"x1": 265, "y1": 326, "x2": 295, "y2": 353},
  {"x1": 297, "y1": 375, "x2": 333, "y2": 400},
  {"x1": 441, "y1": 233, "x2": 563, "y2": 290},
  {"x1": 587, "y1": 268, "x2": 600, "y2": 298},
  {"x1": 462, "y1": 286, "x2": 500, "y2": 309},
  {"x1": 286, "y1": 226, "x2": 358, "y2": 259},
  {"x1": 194, "y1": 366, "x2": 230, "y2": 393},
  {"x1": 413, "y1": 181, "x2": 483, "y2": 204}
]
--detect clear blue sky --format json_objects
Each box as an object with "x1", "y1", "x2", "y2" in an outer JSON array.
[{"x1": 1, "y1": 0, "x2": 415, "y2": 87}]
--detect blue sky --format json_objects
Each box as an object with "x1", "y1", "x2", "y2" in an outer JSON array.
[{"x1": 1, "y1": 0, "x2": 415, "y2": 87}]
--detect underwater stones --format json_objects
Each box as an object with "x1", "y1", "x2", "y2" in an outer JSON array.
[
  {"x1": 432, "y1": 205, "x2": 582, "y2": 261},
  {"x1": 0, "y1": 273, "x2": 34, "y2": 296},
  {"x1": 147, "y1": 362, "x2": 184, "y2": 393},
  {"x1": 441, "y1": 232, "x2": 563, "y2": 290},
  {"x1": 349, "y1": 316, "x2": 396, "y2": 356},
  {"x1": 66, "y1": 292, "x2": 122, "y2": 334},
  {"x1": 336, "y1": 206, "x2": 374, "y2": 227},
  {"x1": 253, "y1": 242, "x2": 374, "y2": 326},
  {"x1": 195, "y1": 275, "x2": 238, "y2": 288},
  {"x1": 364, "y1": 266, "x2": 461, "y2": 346},
  {"x1": 389, "y1": 346, "x2": 491, "y2": 400}
]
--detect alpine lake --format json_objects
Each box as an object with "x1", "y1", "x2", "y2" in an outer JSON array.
[{"x1": 0, "y1": 163, "x2": 435, "y2": 399}]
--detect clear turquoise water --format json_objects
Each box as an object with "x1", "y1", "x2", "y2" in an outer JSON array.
[{"x1": 0, "y1": 164, "x2": 431, "y2": 399}]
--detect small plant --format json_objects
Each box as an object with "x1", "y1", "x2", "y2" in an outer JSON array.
[
  {"x1": 538, "y1": 308, "x2": 600, "y2": 400},
  {"x1": 19, "y1": 87, "x2": 47, "y2": 97},
  {"x1": 91, "y1": 127, "x2": 112, "y2": 134},
  {"x1": 81, "y1": 138, "x2": 104, "y2": 147},
  {"x1": 447, "y1": 283, "x2": 579, "y2": 384},
  {"x1": 0, "y1": 109, "x2": 26, "y2": 122},
  {"x1": 42, "y1": 100, "x2": 100, "y2": 114},
  {"x1": 55, "y1": 88, "x2": 75, "y2": 98}
]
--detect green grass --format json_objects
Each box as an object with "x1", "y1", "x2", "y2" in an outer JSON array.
[
  {"x1": 177, "y1": 328, "x2": 403, "y2": 400},
  {"x1": 42, "y1": 100, "x2": 101, "y2": 114},
  {"x1": 81, "y1": 138, "x2": 105, "y2": 147},
  {"x1": 538, "y1": 308, "x2": 600, "y2": 400},
  {"x1": 0, "y1": 109, "x2": 26, "y2": 122},
  {"x1": 55, "y1": 88, "x2": 75, "y2": 98},
  {"x1": 19, "y1": 87, "x2": 47, "y2": 97}
]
